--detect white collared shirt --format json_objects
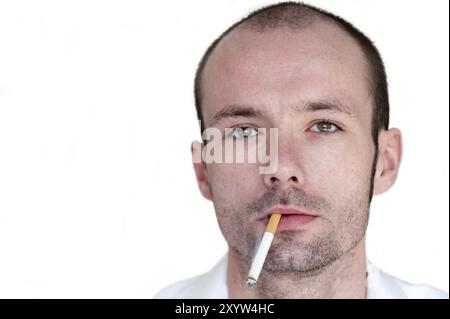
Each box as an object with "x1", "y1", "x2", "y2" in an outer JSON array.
[{"x1": 155, "y1": 255, "x2": 448, "y2": 299}]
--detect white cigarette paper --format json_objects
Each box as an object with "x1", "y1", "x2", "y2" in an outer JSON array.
[{"x1": 245, "y1": 213, "x2": 282, "y2": 287}]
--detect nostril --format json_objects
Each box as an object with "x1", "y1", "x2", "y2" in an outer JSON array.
[
  {"x1": 290, "y1": 176, "x2": 298, "y2": 182},
  {"x1": 270, "y1": 177, "x2": 278, "y2": 183}
]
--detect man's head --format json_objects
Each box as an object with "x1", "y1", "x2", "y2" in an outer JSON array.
[{"x1": 191, "y1": 2, "x2": 402, "y2": 273}]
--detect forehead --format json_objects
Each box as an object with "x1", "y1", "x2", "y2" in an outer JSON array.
[{"x1": 201, "y1": 21, "x2": 373, "y2": 126}]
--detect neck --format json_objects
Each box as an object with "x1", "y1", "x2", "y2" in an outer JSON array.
[{"x1": 227, "y1": 239, "x2": 367, "y2": 299}]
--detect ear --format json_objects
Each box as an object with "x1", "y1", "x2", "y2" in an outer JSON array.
[
  {"x1": 191, "y1": 141, "x2": 213, "y2": 201},
  {"x1": 373, "y1": 128, "x2": 403, "y2": 195}
]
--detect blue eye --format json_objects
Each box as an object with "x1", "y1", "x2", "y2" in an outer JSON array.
[
  {"x1": 310, "y1": 120, "x2": 341, "y2": 135},
  {"x1": 228, "y1": 126, "x2": 258, "y2": 139}
]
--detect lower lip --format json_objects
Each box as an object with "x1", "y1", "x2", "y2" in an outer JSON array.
[{"x1": 275, "y1": 214, "x2": 317, "y2": 231}]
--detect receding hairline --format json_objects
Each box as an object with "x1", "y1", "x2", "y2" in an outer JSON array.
[
  {"x1": 199, "y1": 12, "x2": 371, "y2": 97},
  {"x1": 199, "y1": 17, "x2": 372, "y2": 113}
]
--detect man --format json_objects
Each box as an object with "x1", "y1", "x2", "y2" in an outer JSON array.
[{"x1": 155, "y1": 2, "x2": 448, "y2": 298}]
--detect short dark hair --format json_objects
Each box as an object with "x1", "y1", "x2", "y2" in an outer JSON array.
[{"x1": 194, "y1": 1, "x2": 389, "y2": 148}]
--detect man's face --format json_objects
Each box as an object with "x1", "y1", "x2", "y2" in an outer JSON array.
[{"x1": 198, "y1": 21, "x2": 377, "y2": 272}]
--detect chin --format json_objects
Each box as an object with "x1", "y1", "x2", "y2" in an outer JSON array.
[{"x1": 263, "y1": 237, "x2": 344, "y2": 273}]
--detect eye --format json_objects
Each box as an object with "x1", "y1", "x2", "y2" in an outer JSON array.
[
  {"x1": 227, "y1": 126, "x2": 258, "y2": 140},
  {"x1": 310, "y1": 120, "x2": 341, "y2": 135}
]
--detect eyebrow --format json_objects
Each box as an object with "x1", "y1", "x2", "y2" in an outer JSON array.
[
  {"x1": 210, "y1": 105, "x2": 265, "y2": 126},
  {"x1": 209, "y1": 100, "x2": 356, "y2": 126},
  {"x1": 295, "y1": 101, "x2": 357, "y2": 117}
]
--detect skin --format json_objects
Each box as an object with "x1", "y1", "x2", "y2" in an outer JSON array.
[{"x1": 191, "y1": 20, "x2": 402, "y2": 298}]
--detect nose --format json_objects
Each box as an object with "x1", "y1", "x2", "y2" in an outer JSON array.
[{"x1": 262, "y1": 151, "x2": 305, "y2": 190}]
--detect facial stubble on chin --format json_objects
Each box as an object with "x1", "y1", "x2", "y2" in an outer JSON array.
[{"x1": 212, "y1": 149, "x2": 378, "y2": 274}]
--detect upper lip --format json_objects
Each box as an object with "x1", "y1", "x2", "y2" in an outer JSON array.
[{"x1": 259, "y1": 205, "x2": 318, "y2": 220}]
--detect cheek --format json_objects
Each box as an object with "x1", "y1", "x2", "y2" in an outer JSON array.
[
  {"x1": 304, "y1": 139, "x2": 372, "y2": 240},
  {"x1": 205, "y1": 163, "x2": 264, "y2": 256},
  {"x1": 304, "y1": 137, "x2": 373, "y2": 197},
  {"x1": 206, "y1": 162, "x2": 261, "y2": 202}
]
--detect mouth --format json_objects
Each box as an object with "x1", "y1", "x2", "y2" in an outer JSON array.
[{"x1": 260, "y1": 206, "x2": 319, "y2": 231}]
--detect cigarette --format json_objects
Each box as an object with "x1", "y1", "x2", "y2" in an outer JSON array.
[{"x1": 245, "y1": 213, "x2": 282, "y2": 288}]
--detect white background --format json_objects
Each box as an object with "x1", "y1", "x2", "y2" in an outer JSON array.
[{"x1": 0, "y1": 0, "x2": 448, "y2": 298}]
